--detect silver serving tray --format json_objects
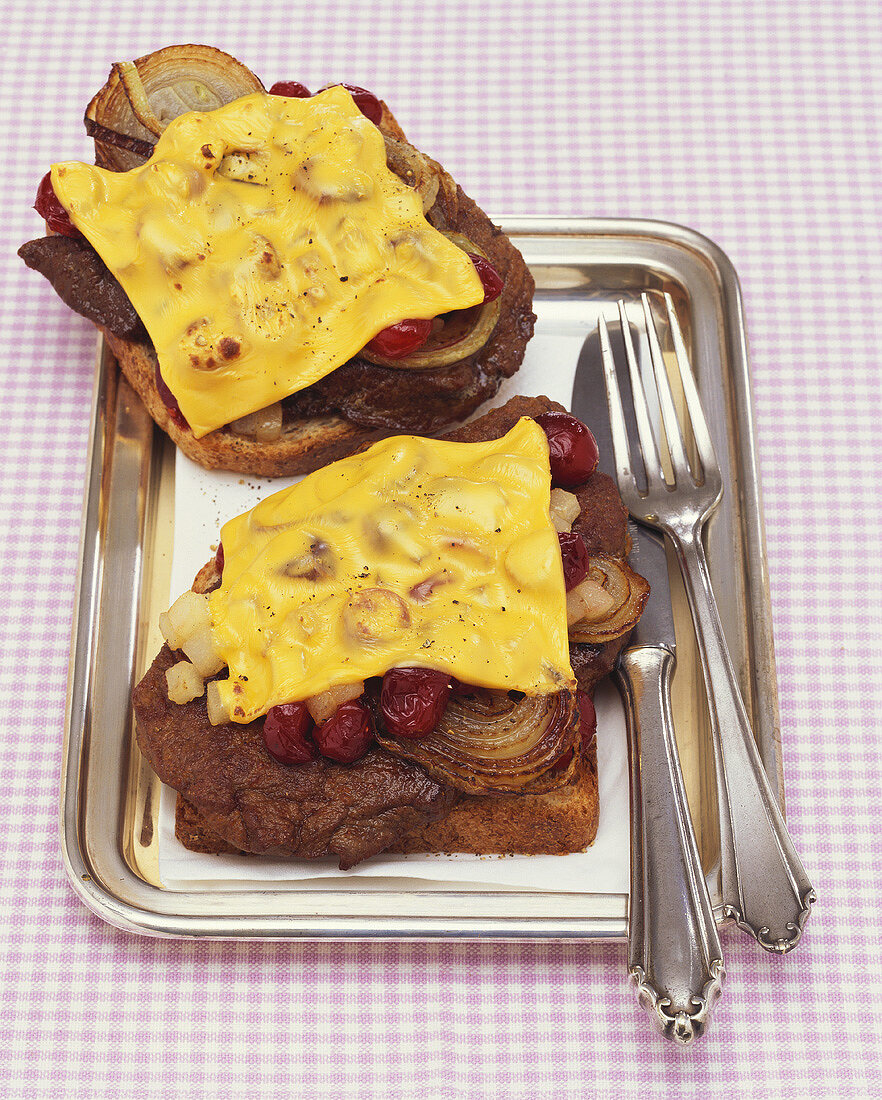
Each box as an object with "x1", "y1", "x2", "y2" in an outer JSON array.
[{"x1": 61, "y1": 217, "x2": 783, "y2": 940}]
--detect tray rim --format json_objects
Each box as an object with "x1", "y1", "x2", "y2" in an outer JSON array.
[{"x1": 60, "y1": 215, "x2": 781, "y2": 940}]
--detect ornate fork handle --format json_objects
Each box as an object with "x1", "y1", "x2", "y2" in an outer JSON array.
[
  {"x1": 671, "y1": 522, "x2": 816, "y2": 952},
  {"x1": 617, "y1": 646, "x2": 724, "y2": 1043}
]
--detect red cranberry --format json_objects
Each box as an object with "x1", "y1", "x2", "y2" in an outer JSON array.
[
  {"x1": 576, "y1": 690, "x2": 597, "y2": 751},
  {"x1": 270, "y1": 81, "x2": 382, "y2": 124},
  {"x1": 268, "y1": 80, "x2": 311, "y2": 98},
  {"x1": 534, "y1": 411, "x2": 599, "y2": 488},
  {"x1": 329, "y1": 83, "x2": 383, "y2": 124},
  {"x1": 214, "y1": 542, "x2": 224, "y2": 576},
  {"x1": 34, "y1": 172, "x2": 80, "y2": 238},
  {"x1": 263, "y1": 702, "x2": 317, "y2": 764},
  {"x1": 468, "y1": 254, "x2": 503, "y2": 303},
  {"x1": 366, "y1": 318, "x2": 433, "y2": 359},
  {"x1": 558, "y1": 531, "x2": 590, "y2": 590},
  {"x1": 313, "y1": 699, "x2": 374, "y2": 763},
  {"x1": 380, "y1": 667, "x2": 453, "y2": 739},
  {"x1": 154, "y1": 364, "x2": 189, "y2": 429}
]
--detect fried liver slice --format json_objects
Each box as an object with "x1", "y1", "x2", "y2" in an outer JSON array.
[{"x1": 135, "y1": 647, "x2": 456, "y2": 870}]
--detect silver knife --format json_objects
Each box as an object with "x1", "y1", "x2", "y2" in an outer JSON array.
[{"x1": 571, "y1": 324, "x2": 724, "y2": 1043}]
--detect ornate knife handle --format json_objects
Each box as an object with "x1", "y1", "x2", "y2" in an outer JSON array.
[
  {"x1": 617, "y1": 646, "x2": 724, "y2": 1043},
  {"x1": 671, "y1": 526, "x2": 816, "y2": 952}
]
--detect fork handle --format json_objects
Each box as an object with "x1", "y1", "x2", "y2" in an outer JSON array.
[
  {"x1": 673, "y1": 527, "x2": 816, "y2": 952},
  {"x1": 617, "y1": 646, "x2": 724, "y2": 1043}
]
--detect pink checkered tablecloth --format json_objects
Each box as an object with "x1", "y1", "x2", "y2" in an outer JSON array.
[{"x1": 2, "y1": 1, "x2": 880, "y2": 1096}]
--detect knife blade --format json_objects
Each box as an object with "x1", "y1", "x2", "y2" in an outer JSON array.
[
  {"x1": 570, "y1": 318, "x2": 724, "y2": 1043},
  {"x1": 571, "y1": 325, "x2": 675, "y2": 651}
]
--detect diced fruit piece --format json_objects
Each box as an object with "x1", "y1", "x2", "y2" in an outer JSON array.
[
  {"x1": 535, "y1": 412, "x2": 599, "y2": 488},
  {"x1": 366, "y1": 318, "x2": 433, "y2": 359},
  {"x1": 380, "y1": 667, "x2": 453, "y2": 739},
  {"x1": 181, "y1": 623, "x2": 226, "y2": 678},
  {"x1": 306, "y1": 681, "x2": 365, "y2": 723},
  {"x1": 549, "y1": 488, "x2": 580, "y2": 533},
  {"x1": 34, "y1": 172, "x2": 81, "y2": 237},
  {"x1": 558, "y1": 531, "x2": 590, "y2": 591},
  {"x1": 159, "y1": 590, "x2": 210, "y2": 650},
  {"x1": 468, "y1": 253, "x2": 503, "y2": 302},
  {"x1": 263, "y1": 702, "x2": 317, "y2": 764},
  {"x1": 566, "y1": 576, "x2": 617, "y2": 626},
  {"x1": 165, "y1": 661, "x2": 205, "y2": 705},
  {"x1": 206, "y1": 680, "x2": 231, "y2": 726},
  {"x1": 313, "y1": 700, "x2": 374, "y2": 763},
  {"x1": 158, "y1": 611, "x2": 175, "y2": 647}
]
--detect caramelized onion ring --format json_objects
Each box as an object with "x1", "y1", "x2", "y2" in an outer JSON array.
[
  {"x1": 85, "y1": 45, "x2": 265, "y2": 170},
  {"x1": 358, "y1": 232, "x2": 501, "y2": 371},
  {"x1": 376, "y1": 688, "x2": 579, "y2": 795},
  {"x1": 113, "y1": 60, "x2": 164, "y2": 136},
  {"x1": 568, "y1": 555, "x2": 650, "y2": 643}
]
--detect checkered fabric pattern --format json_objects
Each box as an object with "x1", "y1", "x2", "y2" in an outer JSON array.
[{"x1": 1, "y1": 1, "x2": 880, "y2": 1096}]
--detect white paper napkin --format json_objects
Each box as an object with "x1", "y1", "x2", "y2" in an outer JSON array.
[{"x1": 157, "y1": 326, "x2": 630, "y2": 895}]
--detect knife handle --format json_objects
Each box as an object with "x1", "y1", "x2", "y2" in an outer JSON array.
[
  {"x1": 616, "y1": 646, "x2": 724, "y2": 1043},
  {"x1": 672, "y1": 529, "x2": 816, "y2": 952}
]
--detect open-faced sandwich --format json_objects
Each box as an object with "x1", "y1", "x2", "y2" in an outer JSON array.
[
  {"x1": 19, "y1": 45, "x2": 535, "y2": 476},
  {"x1": 133, "y1": 396, "x2": 649, "y2": 867}
]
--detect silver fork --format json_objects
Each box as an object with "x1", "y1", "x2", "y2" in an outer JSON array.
[{"x1": 599, "y1": 293, "x2": 815, "y2": 953}]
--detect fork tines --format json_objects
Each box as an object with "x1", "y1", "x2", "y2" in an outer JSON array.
[{"x1": 598, "y1": 293, "x2": 721, "y2": 515}]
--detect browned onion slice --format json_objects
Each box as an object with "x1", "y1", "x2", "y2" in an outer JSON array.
[
  {"x1": 384, "y1": 137, "x2": 440, "y2": 213},
  {"x1": 354, "y1": 234, "x2": 499, "y2": 371},
  {"x1": 358, "y1": 232, "x2": 500, "y2": 371},
  {"x1": 85, "y1": 44, "x2": 265, "y2": 170},
  {"x1": 83, "y1": 118, "x2": 156, "y2": 162},
  {"x1": 114, "y1": 60, "x2": 164, "y2": 136},
  {"x1": 375, "y1": 689, "x2": 579, "y2": 795},
  {"x1": 568, "y1": 555, "x2": 650, "y2": 643}
]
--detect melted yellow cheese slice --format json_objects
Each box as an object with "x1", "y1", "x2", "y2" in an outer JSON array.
[
  {"x1": 50, "y1": 88, "x2": 484, "y2": 438},
  {"x1": 210, "y1": 418, "x2": 574, "y2": 723}
]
